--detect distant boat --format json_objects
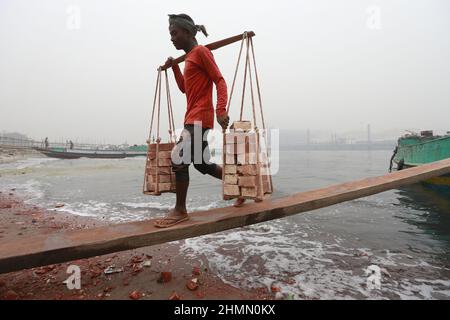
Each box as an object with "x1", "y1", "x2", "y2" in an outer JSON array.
[
  {"x1": 392, "y1": 130, "x2": 450, "y2": 191},
  {"x1": 35, "y1": 147, "x2": 147, "y2": 159}
]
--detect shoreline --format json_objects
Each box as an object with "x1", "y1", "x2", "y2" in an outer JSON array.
[
  {"x1": 0, "y1": 147, "x2": 42, "y2": 165},
  {"x1": 0, "y1": 192, "x2": 273, "y2": 300}
]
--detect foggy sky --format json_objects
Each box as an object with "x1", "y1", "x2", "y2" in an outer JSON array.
[{"x1": 1, "y1": 0, "x2": 449, "y2": 144}]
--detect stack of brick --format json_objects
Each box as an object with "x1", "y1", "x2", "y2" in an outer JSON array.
[
  {"x1": 223, "y1": 121, "x2": 272, "y2": 201},
  {"x1": 143, "y1": 142, "x2": 176, "y2": 195}
]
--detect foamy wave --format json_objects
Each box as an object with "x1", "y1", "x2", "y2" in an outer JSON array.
[
  {"x1": 0, "y1": 157, "x2": 59, "y2": 171},
  {"x1": 0, "y1": 179, "x2": 46, "y2": 203},
  {"x1": 54, "y1": 200, "x2": 150, "y2": 223},
  {"x1": 180, "y1": 219, "x2": 450, "y2": 300},
  {"x1": 120, "y1": 201, "x2": 172, "y2": 211}
]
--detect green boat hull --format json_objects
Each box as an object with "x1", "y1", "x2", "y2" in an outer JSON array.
[{"x1": 394, "y1": 135, "x2": 450, "y2": 191}]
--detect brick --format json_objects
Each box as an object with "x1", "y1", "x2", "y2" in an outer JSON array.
[
  {"x1": 150, "y1": 158, "x2": 172, "y2": 167},
  {"x1": 224, "y1": 174, "x2": 238, "y2": 185},
  {"x1": 159, "y1": 151, "x2": 173, "y2": 159},
  {"x1": 225, "y1": 143, "x2": 237, "y2": 155},
  {"x1": 225, "y1": 153, "x2": 235, "y2": 164},
  {"x1": 259, "y1": 165, "x2": 271, "y2": 176},
  {"x1": 224, "y1": 165, "x2": 237, "y2": 174},
  {"x1": 246, "y1": 133, "x2": 257, "y2": 145},
  {"x1": 236, "y1": 143, "x2": 246, "y2": 155},
  {"x1": 157, "y1": 183, "x2": 175, "y2": 192},
  {"x1": 149, "y1": 166, "x2": 172, "y2": 175},
  {"x1": 237, "y1": 165, "x2": 258, "y2": 175},
  {"x1": 148, "y1": 143, "x2": 175, "y2": 152},
  {"x1": 148, "y1": 150, "x2": 172, "y2": 159},
  {"x1": 230, "y1": 121, "x2": 252, "y2": 131},
  {"x1": 263, "y1": 177, "x2": 272, "y2": 193},
  {"x1": 259, "y1": 152, "x2": 269, "y2": 163},
  {"x1": 238, "y1": 176, "x2": 257, "y2": 187},
  {"x1": 237, "y1": 153, "x2": 257, "y2": 165},
  {"x1": 148, "y1": 174, "x2": 174, "y2": 183},
  {"x1": 241, "y1": 187, "x2": 257, "y2": 197},
  {"x1": 225, "y1": 132, "x2": 246, "y2": 145},
  {"x1": 224, "y1": 184, "x2": 240, "y2": 196}
]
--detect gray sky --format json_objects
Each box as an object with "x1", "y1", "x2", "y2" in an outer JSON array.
[{"x1": 1, "y1": 0, "x2": 449, "y2": 144}]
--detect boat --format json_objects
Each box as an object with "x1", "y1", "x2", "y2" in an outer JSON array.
[
  {"x1": 35, "y1": 147, "x2": 147, "y2": 159},
  {"x1": 392, "y1": 130, "x2": 450, "y2": 191}
]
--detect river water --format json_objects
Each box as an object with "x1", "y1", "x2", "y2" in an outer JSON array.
[{"x1": 1, "y1": 149, "x2": 449, "y2": 299}]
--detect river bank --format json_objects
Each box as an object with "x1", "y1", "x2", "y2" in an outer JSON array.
[{"x1": 0, "y1": 191, "x2": 273, "y2": 300}]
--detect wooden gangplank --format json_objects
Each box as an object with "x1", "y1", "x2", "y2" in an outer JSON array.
[{"x1": 1, "y1": 158, "x2": 449, "y2": 274}]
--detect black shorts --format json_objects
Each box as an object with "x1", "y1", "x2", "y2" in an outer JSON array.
[{"x1": 171, "y1": 124, "x2": 217, "y2": 182}]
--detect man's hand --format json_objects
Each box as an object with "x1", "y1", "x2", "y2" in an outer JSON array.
[
  {"x1": 162, "y1": 56, "x2": 174, "y2": 70},
  {"x1": 217, "y1": 113, "x2": 230, "y2": 130}
]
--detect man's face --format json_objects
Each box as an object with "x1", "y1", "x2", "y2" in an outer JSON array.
[{"x1": 169, "y1": 25, "x2": 190, "y2": 50}]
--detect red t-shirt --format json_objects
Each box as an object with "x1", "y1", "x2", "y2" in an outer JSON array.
[{"x1": 172, "y1": 45, "x2": 227, "y2": 129}]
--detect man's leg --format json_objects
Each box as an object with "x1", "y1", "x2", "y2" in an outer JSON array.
[
  {"x1": 154, "y1": 168, "x2": 189, "y2": 228},
  {"x1": 195, "y1": 128, "x2": 250, "y2": 207},
  {"x1": 154, "y1": 128, "x2": 192, "y2": 228},
  {"x1": 208, "y1": 164, "x2": 222, "y2": 180}
]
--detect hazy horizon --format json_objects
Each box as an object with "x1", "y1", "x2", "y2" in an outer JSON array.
[{"x1": 1, "y1": 0, "x2": 449, "y2": 144}]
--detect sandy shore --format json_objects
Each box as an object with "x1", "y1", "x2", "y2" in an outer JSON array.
[{"x1": 0, "y1": 191, "x2": 273, "y2": 300}]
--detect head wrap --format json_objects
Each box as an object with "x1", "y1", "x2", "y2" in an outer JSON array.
[{"x1": 168, "y1": 14, "x2": 208, "y2": 37}]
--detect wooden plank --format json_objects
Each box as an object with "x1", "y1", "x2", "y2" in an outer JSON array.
[{"x1": 0, "y1": 158, "x2": 449, "y2": 274}]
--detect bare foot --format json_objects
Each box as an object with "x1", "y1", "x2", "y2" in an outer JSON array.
[
  {"x1": 154, "y1": 208, "x2": 189, "y2": 228},
  {"x1": 233, "y1": 198, "x2": 246, "y2": 207}
]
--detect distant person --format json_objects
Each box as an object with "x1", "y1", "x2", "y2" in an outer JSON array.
[
  {"x1": 44, "y1": 137, "x2": 49, "y2": 149},
  {"x1": 69, "y1": 140, "x2": 74, "y2": 150}
]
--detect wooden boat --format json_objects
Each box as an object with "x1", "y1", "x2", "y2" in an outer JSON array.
[
  {"x1": 35, "y1": 147, "x2": 146, "y2": 159},
  {"x1": 392, "y1": 131, "x2": 450, "y2": 191}
]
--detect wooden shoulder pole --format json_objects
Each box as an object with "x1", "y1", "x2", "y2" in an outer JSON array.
[{"x1": 159, "y1": 31, "x2": 256, "y2": 71}]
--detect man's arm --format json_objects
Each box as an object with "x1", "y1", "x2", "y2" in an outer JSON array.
[
  {"x1": 198, "y1": 47, "x2": 229, "y2": 128},
  {"x1": 163, "y1": 57, "x2": 185, "y2": 93},
  {"x1": 172, "y1": 64, "x2": 185, "y2": 94}
]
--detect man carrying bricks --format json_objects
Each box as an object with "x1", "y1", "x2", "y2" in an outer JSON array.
[{"x1": 153, "y1": 14, "x2": 232, "y2": 228}]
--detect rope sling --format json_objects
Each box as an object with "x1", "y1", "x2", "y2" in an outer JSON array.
[
  {"x1": 143, "y1": 68, "x2": 177, "y2": 195},
  {"x1": 223, "y1": 32, "x2": 273, "y2": 201}
]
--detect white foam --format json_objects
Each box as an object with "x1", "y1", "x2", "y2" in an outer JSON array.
[
  {"x1": 180, "y1": 219, "x2": 450, "y2": 300},
  {"x1": 119, "y1": 201, "x2": 172, "y2": 211}
]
